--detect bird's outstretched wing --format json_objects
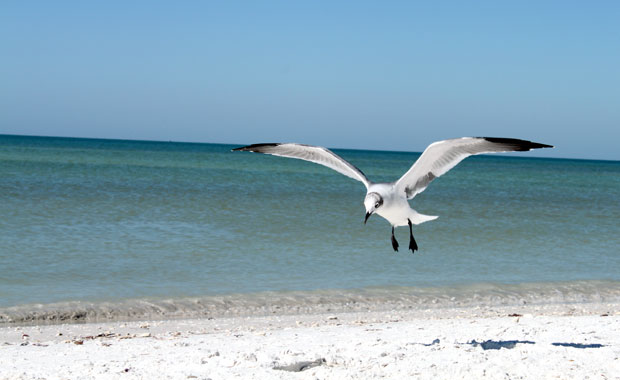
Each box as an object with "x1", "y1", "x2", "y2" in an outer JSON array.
[
  {"x1": 395, "y1": 137, "x2": 553, "y2": 199},
  {"x1": 233, "y1": 143, "x2": 371, "y2": 189}
]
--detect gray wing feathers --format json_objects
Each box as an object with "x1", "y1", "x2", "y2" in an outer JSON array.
[
  {"x1": 233, "y1": 143, "x2": 371, "y2": 188},
  {"x1": 396, "y1": 137, "x2": 553, "y2": 199}
]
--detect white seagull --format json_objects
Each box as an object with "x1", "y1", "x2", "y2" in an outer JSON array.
[{"x1": 233, "y1": 137, "x2": 553, "y2": 253}]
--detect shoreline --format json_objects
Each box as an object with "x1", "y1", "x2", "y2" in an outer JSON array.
[
  {"x1": 2, "y1": 301, "x2": 619, "y2": 379},
  {"x1": 3, "y1": 280, "x2": 620, "y2": 327}
]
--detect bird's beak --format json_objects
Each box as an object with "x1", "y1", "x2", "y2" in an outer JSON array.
[{"x1": 364, "y1": 212, "x2": 372, "y2": 224}]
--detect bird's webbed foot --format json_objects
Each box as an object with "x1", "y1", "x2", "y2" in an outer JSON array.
[
  {"x1": 408, "y1": 219, "x2": 418, "y2": 253},
  {"x1": 391, "y1": 226, "x2": 399, "y2": 252}
]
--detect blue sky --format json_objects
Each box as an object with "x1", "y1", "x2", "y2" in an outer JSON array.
[{"x1": 1, "y1": 1, "x2": 619, "y2": 159}]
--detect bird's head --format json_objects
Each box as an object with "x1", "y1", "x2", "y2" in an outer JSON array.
[{"x1": 364, "y1": 192, "x2": 383, "y2": 224}]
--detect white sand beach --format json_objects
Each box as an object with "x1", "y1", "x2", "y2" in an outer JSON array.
[{"x1": 1, "y1": 302, "x2": 619, "y2": 379}]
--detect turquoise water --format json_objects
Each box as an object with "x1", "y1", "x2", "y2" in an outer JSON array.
[{"x1": 1, "y1": 135, "x2": 619, "y2": 323}]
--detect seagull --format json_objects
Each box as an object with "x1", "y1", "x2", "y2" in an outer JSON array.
[{"x1": 233, "y1": 137, "x2": 553, "y2": 253}]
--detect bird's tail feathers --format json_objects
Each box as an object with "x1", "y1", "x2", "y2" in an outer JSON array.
[{"x1": 409, "y1": 211, "x2": 438, "y2": 225}]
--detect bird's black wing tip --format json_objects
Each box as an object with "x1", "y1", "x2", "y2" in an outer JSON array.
[
  {"x1": 232, "y1": 143, "x2": 281, "y2": 152},
  {"x1": 482, "y1": 137, "x2": 554, "y2": 151}
]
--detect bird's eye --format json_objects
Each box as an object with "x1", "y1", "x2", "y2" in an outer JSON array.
[{"x1": 375, "y1": 202, "x2": 380, "y2": 208}]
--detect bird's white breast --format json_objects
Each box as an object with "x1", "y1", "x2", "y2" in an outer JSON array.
[{"x1": 368, "y1": 183, "x2": 413, "y2": 227}]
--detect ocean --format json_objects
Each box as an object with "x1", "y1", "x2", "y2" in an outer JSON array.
[{"x1": 1, "y1": 134, "x2": 619, "y2": 324}]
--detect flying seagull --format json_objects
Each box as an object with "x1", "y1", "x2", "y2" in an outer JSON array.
[{"x1": 233, "y1": 137, "x2": 553, "y2": 253}]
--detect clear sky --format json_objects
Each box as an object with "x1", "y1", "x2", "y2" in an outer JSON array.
[{"x1": 1, "y1": 1, "x2": 619, "y2": 160}]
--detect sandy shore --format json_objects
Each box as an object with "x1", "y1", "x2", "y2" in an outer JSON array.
[{"x1": 1, "y1": 302, "x2": 619, "y2": 380}]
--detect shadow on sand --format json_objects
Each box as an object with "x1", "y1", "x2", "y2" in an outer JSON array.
[
  {"x1": 469, "y1": 340, "x2": 535, "y2": 350},
  {"x1": 468, "y1": 340, "x2": 606, "y2": 350}
]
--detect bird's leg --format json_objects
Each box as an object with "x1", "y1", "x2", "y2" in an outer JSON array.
[
  {"x1": 408, "y1": 219, "x2": 418, "y2": 253},
  {"x1": 391, "y1": 226, "x2": 399, "y2": 252}
]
